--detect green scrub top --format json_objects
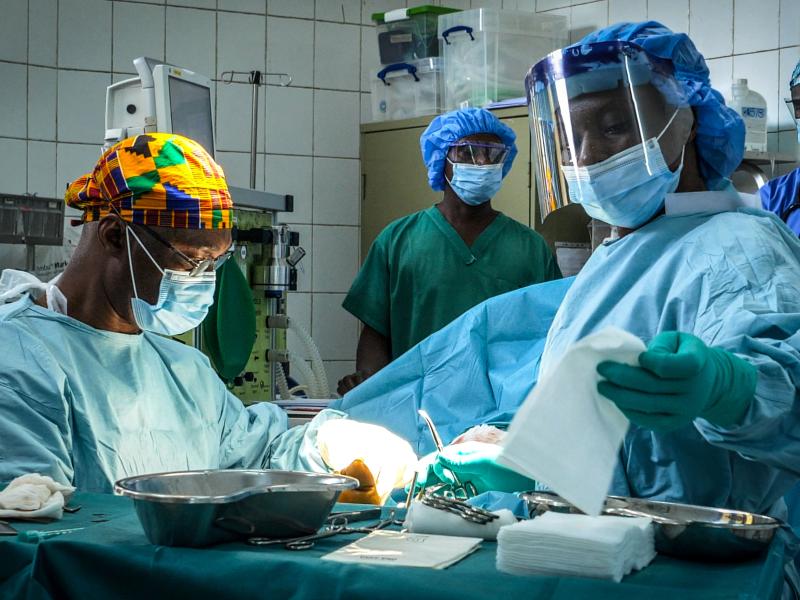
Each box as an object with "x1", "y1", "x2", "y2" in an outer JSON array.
[{"x1": 343, "y1": 206, "x2": 562, "y2": 359}]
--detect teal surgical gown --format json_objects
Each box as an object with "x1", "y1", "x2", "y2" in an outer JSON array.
[
  {"x1": 0, "y1": 296, "x2": 341, "y2": 491},
  {"x1": 541, "y1": 200, "x2": 800, "y2": 516}
]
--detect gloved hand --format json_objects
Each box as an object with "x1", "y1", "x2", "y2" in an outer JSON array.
[
  {"x1": 416, "y1": 442, "x2": 537, "y2": 495},
  {"x1": 316, "y1": 419, "x2": 417, "y2": 504},
  {"x1": 597, "y1": 331, "x2": 757, "y2": 432}
]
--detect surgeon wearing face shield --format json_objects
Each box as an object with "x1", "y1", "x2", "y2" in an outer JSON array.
[
  {"x1": 337, "y1": 108, "x2": 561, "y2": 395},
  {"x1": 0, "y1": 133, "x2": 417, "y2": 501},
  {"x1": 400, "y1": 23, "x2": 800, "y2": 547},
  {"x1": 759, "y1": 58, "x2": 800, "y2": 236}
]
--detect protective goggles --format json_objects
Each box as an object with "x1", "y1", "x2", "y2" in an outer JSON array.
[
  {"x1": 526, "y1": 41, "x2": 693, "y2": 221},
  {"x1": 447, "y1": 142, "x2": 510, "y2": 165}
]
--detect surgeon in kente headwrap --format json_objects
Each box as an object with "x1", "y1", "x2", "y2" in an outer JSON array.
[{"x1": 0, "y1": 133, "x2": 416, "y2": 503}]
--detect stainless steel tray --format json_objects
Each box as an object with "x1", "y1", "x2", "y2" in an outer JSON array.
[
  {"x1": 522, "y1": 491, "x2": 781, "y2": 561},
  {"x1": 115, "y1": 469, "x2": 359, "y2": 547}
]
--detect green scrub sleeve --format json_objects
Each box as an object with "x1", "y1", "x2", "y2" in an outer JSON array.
[{"x1": 342, "y1": 233, "x2": 391, "y2": 337}]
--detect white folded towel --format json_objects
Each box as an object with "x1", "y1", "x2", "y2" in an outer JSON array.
[
  {"x1": 0, "y1": 474, "x2": 76, "y2": 520},
  {"x1": 497, "y1": 512, "x2": 656, "y2": 582},
  {"x1": 405, "y1": 499, "x2": 517, "y2": 541}
]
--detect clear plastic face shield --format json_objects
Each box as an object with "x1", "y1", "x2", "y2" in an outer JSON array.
[
  {"x1": 785, "y1": 84, "x2": 800, "y2": 140},
  {"x1": 526, "y1": 42, "x2": 694, "y2": 223}
]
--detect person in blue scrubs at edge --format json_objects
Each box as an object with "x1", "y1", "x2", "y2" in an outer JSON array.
[
  {"x1": 0, "y1": 133, "x2": 416, "y2": 498},
  {"x1": 337, "y1": 108, "x2": 562, "y2": 395},
  {"x1": 391, "y1": 22, "x2": 800, "y2": 572},
  {"x1": 760, "y1": 58, "x2": 800, "y2": 235}
]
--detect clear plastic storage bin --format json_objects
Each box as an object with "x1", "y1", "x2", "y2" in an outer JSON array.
[
  {"x1": 372, "y1": 5, "x2": 460, "y2": 65},
  {"x1": 439, "y1": 9, "x2": 568, "y2": 109},
  {"x1": 370, "y1": 58, "x2": 444, "y2": 122}
]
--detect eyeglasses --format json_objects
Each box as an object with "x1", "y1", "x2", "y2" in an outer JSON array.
[
  {"x1": 130, "y1": 221, "x2": 235, "y2": 277},
  {"x1": 448, "y1": 142, "x2": 510, "y2": 165}
]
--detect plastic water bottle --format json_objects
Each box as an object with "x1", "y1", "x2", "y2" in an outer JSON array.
[{"x1": 728, "y1": 79, "x2": 767, "y2": 152}]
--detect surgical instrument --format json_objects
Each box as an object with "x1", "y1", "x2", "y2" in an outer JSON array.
[
  {"x1": 248, "y1": 511, "x2": 397, "y2": 550},
  {"x1": 418, "y1": 409, "x2": 478, "y2": 499},
  {"x1": 420, "y1": 494, "x2": 499, "y2": 525}
]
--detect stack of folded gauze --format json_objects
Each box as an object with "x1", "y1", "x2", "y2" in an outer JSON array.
[{"x1": 496, "y1": 512, "x2": 656, "y2": 582}]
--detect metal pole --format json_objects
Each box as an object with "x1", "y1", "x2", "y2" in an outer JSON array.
[{"x1": 249, "y1": 71, "x2": 262, "y2": 189}]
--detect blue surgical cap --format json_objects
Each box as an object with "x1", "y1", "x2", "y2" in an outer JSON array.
[
  {"x1": 576, "y1": 21, "x2": 745, "y2": 186},
  {"x1": 420, "y1": 108, "x2": 518, "y2": 192},
  {"x1": 791, "y1": 59, "x2": 800, "y2": 88}
]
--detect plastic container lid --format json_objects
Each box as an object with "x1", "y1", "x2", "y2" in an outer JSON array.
[{"x1": 372, "y1": 5, "x2": 460, "y2": 24}]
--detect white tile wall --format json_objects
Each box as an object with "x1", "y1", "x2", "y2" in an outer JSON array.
[
  {"x1": 216, "y1": 151, "x2": 266, "y2": 189},
  {"x1": 268, "y1": 155, "x2": 314, "y2": 224},
  {"x1": 315, "y1": 22, "x2": 362, "y2": 91},
  {"x1": 314, "y1": 90, "x2": 360, "y2": 157},
  {"x1": 608, "y1": 0, "x2": 645, "y2": 24},
  {"x1": 312, "y1": 157, "x2": 360, "y2": 225},
  {"x1": 706, "y1": 56, "x2": 733, "y2": 100},
  {"x1": 269, "y1": 0, "x2": 314, "y2": 18},
  {"x1": 733, "y1": 0, "x2": 780, "y2": 54},
  {"x1": 265, "y1": 85, "x2": 314, "y2": 155},
  {"x1": 570, "y1": 1, "x2": 608, "y2": 42},
  {"x1": 0, "y1": 138, "x2": 28, "y2": 194},
  {"x1": 781, "y1": 0, "x2": 800, "y2": 48},
  {"x1": 1, "y1": 0, "x2": 28, "y2": 63},
  {"x1": 58, "y1": 0, "x2": 112, "y2": 71},
  {"x1": 168, "y1": 0, "x2": 215, "y2": 8},
  {"x1": 219, "y1": 0, "x2": 267, "y2": 13},
  {"x1": 268, "y1": 17, "x2": 314, "y2": 88},
  {"x1": 361, "y1": 25, "x2": 380, "y2": 92},
  {"x1": 312, "y1": 226, "x2": 359, "y2": 292},
  {"x1": 217, "y1": 11, "x2": 266, "y2": 75},
  {"x1": 648, "y1": 0, "x2": 689, "y2": 34},
  {"x1": 56, "y1": 70, "x2": 110, "y2": 145},
  {"x1": 28, "y1": 67, "x2": 57, "y2": 141},
  {"x1": 689, "y1": 0, "x2": 733, "y2": 59},
  {"x1": 165, "y1": 7, "x2": 217, "y2": 78},
  {"x1": 29, "y1": 0, "x2": 58, "y2": 67},
  {"x1": 311, "y1": 293, "x2": 359, "y2": 360},
  {"x1": 27, "y1": 141, "x2": 57, "y2": 197},
  {"x1": 316, "y1": 0, "x2": 361, "y2": 23},
  {"x1": 216, "y1": 81, "x2": 266, "y2": 152},
  {"x1": 112, "y1": 1, "x2": 166, "y2": 73},
  {"x1": 0, "y1": 62, "x2": 27, "y2": 138}
]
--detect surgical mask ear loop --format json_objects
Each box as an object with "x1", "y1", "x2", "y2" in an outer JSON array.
[{"x1": 125, "y1": 225, "x2": 166, "y2": 303}]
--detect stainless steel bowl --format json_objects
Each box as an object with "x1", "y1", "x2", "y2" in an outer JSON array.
[
  {"x1": 522, "y1": 491, "x2": 782, "y2": 561},
  {"x1": 115, "y1": 469, "x2": 359, "y2": 547}
]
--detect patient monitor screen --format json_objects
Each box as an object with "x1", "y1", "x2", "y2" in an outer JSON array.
[{"x1": 168, "y1": 76, "x2": 214, "y2": 157}]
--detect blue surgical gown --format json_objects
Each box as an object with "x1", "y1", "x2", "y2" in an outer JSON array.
[
  {"x1": 760, "y1": 168, "x2": 800, "y2": 236},
  {"x1": 0, "y1": 296, "x2": 341, "y2": 491}
]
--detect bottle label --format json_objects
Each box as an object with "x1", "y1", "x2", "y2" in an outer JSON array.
[{"x1": 742, "y1": 106, "x2": 766, "y2": 119}]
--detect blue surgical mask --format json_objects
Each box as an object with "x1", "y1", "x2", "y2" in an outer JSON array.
[
  {"x1": 126, "y1": 227, "x2": 216, "y2": 336},
  {"x1": 445, "y1": 160, "x2": 504, "y2": 206},
  {"x1": 560, "y1": 111, "x2": 684, "y2": 228}
]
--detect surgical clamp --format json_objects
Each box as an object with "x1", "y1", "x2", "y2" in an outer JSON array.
[
  {"x1": 418, "y1": 410, "x2": 478, "y2": 499},
  {"x1": 247, "y1": 511, "x2": 397, "y2": 550}
]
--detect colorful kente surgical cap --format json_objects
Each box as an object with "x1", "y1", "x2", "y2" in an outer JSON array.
[{"x1": 65, "y1": 133, "x2": 233, "y2": 229}]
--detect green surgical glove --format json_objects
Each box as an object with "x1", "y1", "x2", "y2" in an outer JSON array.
[
  {"x1": 597, "y1": 331, "x2": 757, "y2": 432},
  {"x1": 426, "y1": 441, "x2": 537, "y2": 495}
]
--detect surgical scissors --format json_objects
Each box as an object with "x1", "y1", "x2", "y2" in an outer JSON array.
[
  {"x1": 418, "y1": 410, "x2": 478, "y2": 499},
  {"x1": 247, "y1": 511, "x2": 397, "y2": 550}
]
